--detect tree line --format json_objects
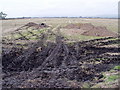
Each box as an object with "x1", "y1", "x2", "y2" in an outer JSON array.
[{"x1": 0, "y1": 12, "x2": 7, "y2": 19}]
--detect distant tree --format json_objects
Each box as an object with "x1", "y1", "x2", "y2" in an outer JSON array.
[{"x1": 0, "y1": 12, "x2": 7, "y2": 19}]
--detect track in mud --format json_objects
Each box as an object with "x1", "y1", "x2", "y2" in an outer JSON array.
[{"x1": 2, "y1": 24, "x2": 120, "y2": 88}]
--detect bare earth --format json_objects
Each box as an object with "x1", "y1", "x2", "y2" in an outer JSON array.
[{"x1": 2, "y1": 18, "x2": 119, "y2": 88}]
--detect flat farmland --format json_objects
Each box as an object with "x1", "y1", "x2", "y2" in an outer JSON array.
[{"x1": 2, "y1": 18, "x2": 118, "y2": 34}]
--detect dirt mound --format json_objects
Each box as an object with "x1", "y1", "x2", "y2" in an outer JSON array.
[
  {"x1": 64, "y1": 23, "x2": 117, "y2": 37},
  {"x1": 65, "y1": 23, "x2": 94, "y2": 30},
  {"x1": 82, "y1": 26, "x2": 117, "y2": 37},
  {"x1": 22, "y1": 22, "x2": 49, "y2": 29},
  {"x1": 24, "y1": 22, "x2": 38, "y2": 27}
]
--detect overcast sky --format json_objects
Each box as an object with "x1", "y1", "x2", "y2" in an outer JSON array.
[{"x1": 0, "y1": 0, "x2": 119, "y2": 18}]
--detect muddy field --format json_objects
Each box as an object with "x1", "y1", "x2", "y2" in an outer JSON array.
[{"x1": 2, "y1": 18, "x2": 120, "y2": 88}]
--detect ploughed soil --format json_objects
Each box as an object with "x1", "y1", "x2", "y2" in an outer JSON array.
[
  {"x1": 2, "y1": 23, "x2": 119, "y2": 88},
  {"x1": 64, "y1": 23, "x2": 118, "y2": 37},
  {"x1": 2, "y1": 37, "x2": 119, "y2": 88}
]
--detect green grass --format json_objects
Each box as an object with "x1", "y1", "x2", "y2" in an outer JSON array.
[
  {"x1": 78, "y1": 35, "x2": 103, "y2": 41},
  {"x1": 4, "y1": 28, "x2": 48, "y2": 40},
  {"x1": 82, "y1": 83, "x2": 91, "y2": 88},
  {"x1": 106, "y1": 75, "x2": 120, "y2": 82},
  {"x1": 113, "y1": 65, "x2": 120, "y2": 70},
  {"x1": 95, "y1": 58, "x2": 107, "y2": 61},
  {"x1": 13, "y1": 33, "x2": 23, "y2": 39},
  {"x1": 107, "y1": 37, "x2": 118, "y2": 41},
  {"x1": 63, "y1": 33, "x2": 103, "y2": 41},
  {"x1": 92, "y1": 64, "x2": 120, "y2": 88},
  {"x1": 47, "y1": 35, "x2": 56, "y2": 41},
  {"x1": 102, "y1": 65, "x2": 120, "y2": 83}
]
